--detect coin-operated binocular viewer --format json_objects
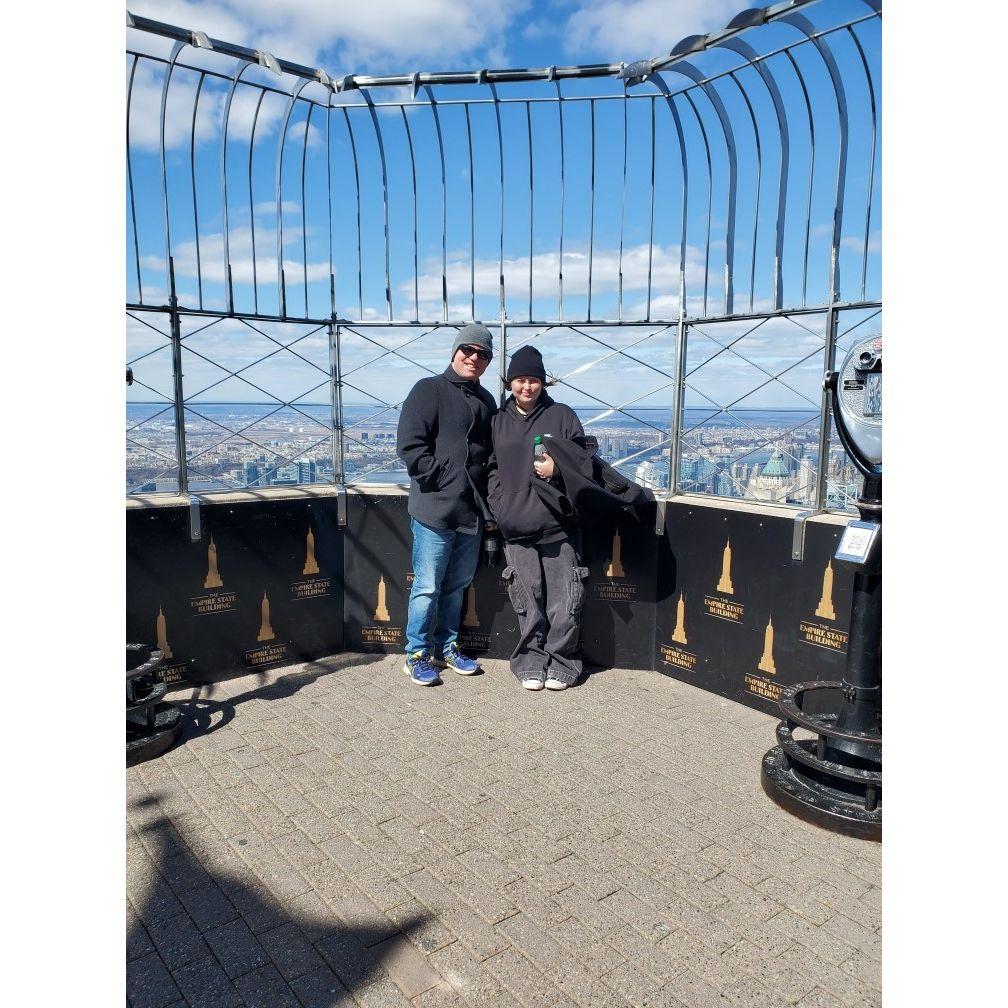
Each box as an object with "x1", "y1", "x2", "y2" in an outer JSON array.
[{"x1": 762, "y1": 337, "x2": 882, "y2": 840}]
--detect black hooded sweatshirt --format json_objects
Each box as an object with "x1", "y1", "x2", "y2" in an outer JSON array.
[{"x1": 487, "y1": 392, "x2": 585, "y2": 544}]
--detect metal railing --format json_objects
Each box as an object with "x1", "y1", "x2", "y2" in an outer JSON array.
[{"x1": 126, "y1": 0, "x2": 880, "y2": 509}]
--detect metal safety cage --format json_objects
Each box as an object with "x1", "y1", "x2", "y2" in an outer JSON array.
[{"x1": 125, "y1": 0, "x2": 881, "y2": 507}]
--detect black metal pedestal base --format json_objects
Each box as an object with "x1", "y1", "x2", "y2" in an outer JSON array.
[
  {"x1": 762, "y1": 745, "x2": 880, "y2": 842},
  {"x1": 127, "y1": 643, "x2": 183, "y2": 766},
  {"x1": 761, "y1": 681, "x2": 881, "y2": 842},
  {"x1": 127, "y1": 703, "x2": 184, "y2": 766}
]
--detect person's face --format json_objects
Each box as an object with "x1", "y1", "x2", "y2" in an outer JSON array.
[
  {"x1": 451, "y1": 343, "x2": 492, "y2": 380},
  {"x1": 510, "y1": 376, "x2": 543, "y2": 409}
]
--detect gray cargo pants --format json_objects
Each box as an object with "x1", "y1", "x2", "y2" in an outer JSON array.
[{"x1": 501, "y1": 538, "x2": 590, "y2": 684}]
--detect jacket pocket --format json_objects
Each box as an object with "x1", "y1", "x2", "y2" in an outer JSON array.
[
  {"x1": 568, "y1": 566, "x2": 590, "y2": 616},
  {"x1": 501, "y1": 566, "x2": 528, "y2": 616}
]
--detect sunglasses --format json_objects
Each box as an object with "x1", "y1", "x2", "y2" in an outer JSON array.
[{"x1": 457, "y1": 344, "x2": 491, "y2": 362}]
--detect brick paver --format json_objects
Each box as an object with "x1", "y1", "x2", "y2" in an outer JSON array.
[{"x1": 126, "y1": 656, "x2": 881, "y2": 1008}]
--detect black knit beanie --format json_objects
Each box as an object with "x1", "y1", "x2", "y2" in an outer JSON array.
[{"x1": 506, "y1": 345, "x2": 546, "y2": 383}]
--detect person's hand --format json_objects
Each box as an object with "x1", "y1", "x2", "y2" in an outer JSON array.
[{"x1": 533, "y1": 453, "x2": 555, "y2": 479}]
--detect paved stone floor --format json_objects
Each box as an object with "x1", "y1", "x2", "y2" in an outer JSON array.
[{"x1": 127, "y1": 655, "x2": 881, "y2": 1008}]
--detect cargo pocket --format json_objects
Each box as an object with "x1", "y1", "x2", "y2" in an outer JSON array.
[
  {"x1": 569, "y1": 566, "x2": 590, "y2": 616},
  {"x1": 501, "y1": 566, "x2": 528, "y2": 616}
]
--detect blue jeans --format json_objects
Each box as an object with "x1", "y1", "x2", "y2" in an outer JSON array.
[{"x1": 405, "y1": 518, "x2": 482, "y2": 656}]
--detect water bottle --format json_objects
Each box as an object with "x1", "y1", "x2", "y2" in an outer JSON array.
[{"x1": 533, "y1": 434, "x2": 545, "y2": 460}]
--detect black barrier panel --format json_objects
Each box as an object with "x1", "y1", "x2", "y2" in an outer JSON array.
[
  {"x1": 580, "y1": 505, "x2": 661, "y2": 670},
  {"x1": 126, "y1": 496, "x2": 344, "y2": 685},
  {"x1": 654, "y1": 503, "x2": 853, "y2": 716}
]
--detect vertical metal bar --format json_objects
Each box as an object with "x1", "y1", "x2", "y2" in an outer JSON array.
[
  {"x1": 340, "y1": 107, "x2": 364, "y2": 320},
  {"x1": 399, "y1": 105, "x2": 420, "y2": 321},
  {"x1": 718, "y1": 39, "x2": 790, "y2": 310},
  {"x1": 676, "y1": 61, "x2": 738, "y2": 316},
  {"x1": 422, "y1": 86, "x2": 448, "y2": 322},
  {"x1": 245, "y1": 88, "x2": 266, "y2": 314},
  {"x1": 729, "y1": 71, "x2": 760, "y2": 312},
  {"x1": 360, "y1": 90, "x2": 393, "y2": 321},
  {"x1": 276, "y1": 78, "x2": 313, "y2": 319},
  {"x1": 553, "y1": 82, "x2": 566, "y2": 322},
  {"x1": 682, "y1": 91, "x2": 712, "y2": 317},
  {"x1": 220, "y1": 61, "x2": 253, "y2": 314},
  {"x1": 670, "y1": 320, "x2": 689, "y2": 495},
  {"x1": 189, "y1": 72, "x2": 206, "y2": 310},
  {"x1": 168, "y1": 268, "x2": 188, "y2": 495},
  {"x1": 617, "y1": 86, "x2": 628, "y2": 322},
  {"x1": 814, "y1": 307, "x2": 838, "y2": 509},
  {"x1": 325, "y1": 90, "x2": 335, "y2": 318},
  {"x1": 587, "y1": 98, "x2": 596, "y2": 321},
  {"x1": 126, "y1": 56, "x2": 143, "y2": 304},
  {"x1": 329, "y1": 322, "x2": 344, "y2": 484},
  {"x1": 646, "y1": 96, "x2": 655, "y2": 322},
  {"x1": 488, "y1": 83, "x2": 505, "y2": 326},
  {"x1": 464, "y1": 103, "x2": 475, "y2": 319},
  {"x1": 526, "y1": 100, "x2": 534, "y2": 323},
  {"x1": 782, "y1": 14, "x2": 849, "y2": 307},
  {"x1": 784, "y1": 49, "x2": 814, "y2": 309},
  {"x1": 848, "y1": 25, "x2": 877, "y2": 302},
  {"x1": 300, "y1": 102, "x2": 312, "y2": 317},
  {"x1": 159, "y1": 41, "x2": 185, "y2": 299}
]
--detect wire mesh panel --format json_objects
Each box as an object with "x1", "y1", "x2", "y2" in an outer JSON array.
[{"x1": 125, "y1": 0, "x2": 881, "y2": 504}]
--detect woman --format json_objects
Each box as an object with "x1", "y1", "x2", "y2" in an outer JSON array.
[{"x1": 487, "y1": 345, "x2": 589, "y2": 691}]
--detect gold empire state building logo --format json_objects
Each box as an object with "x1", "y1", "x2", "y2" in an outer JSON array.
[
  {"x1": 155, "y1": 605, "x2": 173, "y2": 659},
  {"x1": 374, "y1": 576, "x2": 391, "y2": 622},
  {"x1": 758, "y1": 615, "x2": 777, "y2": 674},
  {"x1": 716, "y1": 539, "x2": 734, "y2": 594},
  {"x1": 257, "y1": 591, "x2": 275, "y2": 642},
  {"x1": 303, "y1": 526, "x2": 320, "y2": 576},
  {"x1": 204, "y1": 537, "x2": 223, "y2": 589},
  {"x1": 463, "y1": 584, "x2": 479, "y2": 627},
  {"x1": 815, "y1": 560, "x2": 836, "y2": 620},
  {"x1": 606, "y1": 529, "x2": 626, "y2": 578},
  {"x1": 671, "y1": 593, "x2": 687, "y2": 645}
]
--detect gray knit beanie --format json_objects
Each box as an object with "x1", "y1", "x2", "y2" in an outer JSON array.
[{"x1": 450, "y1": 322, "x2": 494, "y2": 361}]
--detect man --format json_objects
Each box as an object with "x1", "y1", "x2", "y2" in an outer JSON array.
[{"x1": 396, "y1": 323, "x2": 497, "y2": 686}]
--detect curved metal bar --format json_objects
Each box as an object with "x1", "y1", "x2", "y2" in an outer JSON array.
[
  {"x1": 325, "y1": 93, "x2": 335, "y2": 318},
  {"x1": 847, "y1": 24, "x2": 878, "y2": 302},
  {"x1": 422, "y1": 85, "x2": 448, "y2": 321},
  {"x1": 220, "y1": 59, "x2": 256, "y2": 313},
  {"x1": 727, "y1": 70, "x2": 761, "y2": 312},
  {"x1": 360, "y1": 89, "x2": 393, "y2": 321},
  {"x1": 617, "y1": 85, "x2": 628, "y2": 321},
  {"x1": 717, "y1": 38, "x2": 789, "y2": 311},
  {"x1": 588, "y1": 98, "x2": 596, "y2": 321},
  {"x1": 275, "y1": 76, "x2": 314, "y2": 317},
  {"x1": 674, "y1": 59, "x2": 738, "y2": 316},
  {"x1": 781, "y1": 13, "x2": 849, "y2": 303},
  {"x1": 681, "y1": 90, "x2": 713, "y2": 316},
  {"x1": 339, "y1": 106, "x2": 364, "y2": 319},
  {"x1": 487, "y1": 83, "x2": 506, "y2": 322},
  {"x1": 300, "y1": 102, "x2": 312, "y2": 316},
  {"x1": 553, "y1": 81, "x2": 566, "y2": 321},
  {"x1": 526, "y1": 100, "x2": 534, "y2": 322},
  {"x1": 189, "y1": 72, "x2": 207, "y2": 310},
  {"x1": 399, "y1": 105, "x2": 420, "y2": 321},
  {"x1": 246, "y1": 87, "x2": 266, "y2": 314},
  {"x1": 464, "y1": 103, "x2": 476, "y2": 318},
  {"x1": 159, "y1": 40, "x2": 186, "y2": 295},
  {"x1": 126, "y1": 56, "x2": 143, "y2": 304},
  {"x1": 783, "y1": 48, "x2": 814, "y2": 308}
]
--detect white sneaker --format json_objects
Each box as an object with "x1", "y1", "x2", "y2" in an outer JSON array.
[
  {"x1": 522, "y1": 677, "x2": 544, "y2": 691},
  {"x1": 545, "y1": 678, "x2": 568, "y2": 690}
]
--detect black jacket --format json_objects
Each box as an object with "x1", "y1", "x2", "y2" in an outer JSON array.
[
  {"x1": 397, "y1": 368, "x2": 497, "y2": 533},
  {"x1": 487, "y1": 393, "x2": 584, "y2": 544},
  {"x1": 531, "y1": 434, "x2": 652, "y2": 524}
]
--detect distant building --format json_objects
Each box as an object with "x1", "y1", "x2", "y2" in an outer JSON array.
[
  {"x1": 297, "y1": 460, "x2": 317, "y2": 483},
  {"x1": 244, "y1": 461, "x2": 260, "y2": 487}
]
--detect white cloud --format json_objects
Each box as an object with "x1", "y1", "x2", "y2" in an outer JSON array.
[
  {"x1": 130, "y1": 0, "x2": 532, "y2": 74},
  {"x1": 561, "y1": 0, "x2": 740, "y2": 61}
]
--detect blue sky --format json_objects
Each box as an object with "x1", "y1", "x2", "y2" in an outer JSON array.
[{"x1": 126, "y1": 0, "x2": 880, "y2": 410}]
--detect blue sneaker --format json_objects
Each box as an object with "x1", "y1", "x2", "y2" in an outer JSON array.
[
  {"x1": 434, "y1": 642, "x2": 480, "y2": 676},
  {"x1": 403, "y1": 651, "x2": 440, "y2": 686}
]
